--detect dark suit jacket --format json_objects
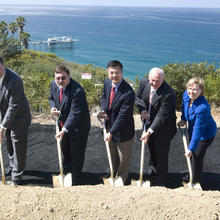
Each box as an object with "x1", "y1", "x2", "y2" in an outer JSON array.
[
  {"x1": 181, "y1": 91, "x2": 217, "y2": 151},
  {"x1": 101, "y1": 78, "x2": 135, "y2": 143},
  {"x1": 49, "y1": 78, "x2": 90, "y2": 138},
  {"x1": 0, "y1": 68, "x2": 31, "y2": 132},
  {"x1": 136, "y1": 78, "x2": 176, "y2": 139}
]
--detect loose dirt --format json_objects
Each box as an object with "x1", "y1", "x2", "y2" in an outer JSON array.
[{"x1": 0, "y1": 112, "x2": 219, "y2": 220}]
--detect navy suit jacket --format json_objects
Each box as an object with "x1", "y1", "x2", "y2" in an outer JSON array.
[
  {"x1": 181, "y1": 91, "x2": 217, "y2": 151},
  {"x1": 49, "y1": 78, "x2": 90, "y2": 138},
  {"x1": 101, "y1": 78, "x2": 135, "y2": 143},
  {"x1": 136, "y1": 78, "x2": 177, "y2": 139}
]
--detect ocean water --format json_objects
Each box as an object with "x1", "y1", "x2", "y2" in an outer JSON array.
[{"x1": 1, "y1": 5, "x2": 220, "y2": 80}]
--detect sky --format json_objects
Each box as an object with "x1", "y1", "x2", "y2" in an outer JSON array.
[{"x1": 1, "y1": 0, "x2": 220, "y2": 8}]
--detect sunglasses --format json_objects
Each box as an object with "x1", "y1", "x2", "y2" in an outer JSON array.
[{"x1": 55, "y1": 77, "x2": 67, "y2": 81}]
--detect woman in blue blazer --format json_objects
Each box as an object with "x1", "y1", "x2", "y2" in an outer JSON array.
[{"x1": 178, "y1": 77, "x2": 217, "y2": 184}]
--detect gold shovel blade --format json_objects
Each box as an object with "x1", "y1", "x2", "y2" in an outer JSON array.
[
  {"x1": 114, "y1": 177, "x2": 124, "y2": 186},
  {"x1": 103, "y1": 176, "x2": 124, "y2": 186},
  {"x1": 182, "y1": 181, "x2": 202, "y2": 190},
  {"x1": 131, "y1": 179, "x2": 150, "y2": 187},
  {"x1": 0, "y1": 180, "x2": 13, "y2": 186},
  {"x1": 52, "y1": 173, "x2": 72, "y2": 187},
  {"x1": 103, "y1": 177, "x2": 114, "y2": 186},
  {"x1": 193, "y1": 182, "x2": 202, "y2": 190}
]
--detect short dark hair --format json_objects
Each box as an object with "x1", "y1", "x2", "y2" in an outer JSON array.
[
  {"x1": 107, "y1": 60, "x2": 123, "y2": 71},
  {"x1": 54, "y1": 65, "x2": 70, "y2": 75},
  {"x1": 0, "y1": 56, "x2": 4, "y2": 64}
]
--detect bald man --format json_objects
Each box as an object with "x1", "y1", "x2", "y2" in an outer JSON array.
[{"x1": 136, "y1": 67, "x2": 177, "y2": 186}]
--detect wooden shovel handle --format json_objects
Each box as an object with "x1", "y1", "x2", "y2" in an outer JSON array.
[{"x1": 0, "y1": 141, "x2": 5, "y2": 184}]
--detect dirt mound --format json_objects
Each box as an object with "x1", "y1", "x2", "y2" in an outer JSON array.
[
  {"x1": 0, "y1": 113, "x2": 219, "y2": 219},
  {"x1": 0, "y1": 185, "x2": 220, "y2": 220}
]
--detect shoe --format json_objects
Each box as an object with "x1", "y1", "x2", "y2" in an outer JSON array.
[
  {"x1": 157, "y1": 182, "x2": 166, "y2": 187},
  {"x1": 72, "y1": 175, "x2": 79, "y2": 186},
  {"x1": 156, "y1": 177, "x2": 169, "y2": 187},
  {"x1": 146, "y1": 166, "x2": 158, "y2": 177},
  {"x1": 12, "y1": 180, "x2": 23, "y2": 186},
  {"x1": 182, "y1": 175, "x2": 189, "y2": 183},
  {"x1": 5, "y1": 168, "x2": 12, "y2": 177}
]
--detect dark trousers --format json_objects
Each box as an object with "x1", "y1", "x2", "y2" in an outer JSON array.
[
  {"x1": 148, "y1": 133, "x2": 171, "y2": 184},
  {"x1": 61, "y1": 133, "x2": 89, "y2": 176},
  {"x1": 5, "y1": 128, "x2": 28, "y2": 181},
  {"x1": 191, "y1": 137, "x2": 215, "y2": 183}
]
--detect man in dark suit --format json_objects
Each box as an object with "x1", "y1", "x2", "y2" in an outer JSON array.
[
  {"x1": 98, "y1": 60, "x2": 135, "y2": 184},
  {"x1": 0, "y1": 56, "x2": 31, "y2": 185},
  {"x1": 136, "y1": 67, "x2": 176, "y2": 186},
  {"x1": 49, "y1": 65, "x2": 90, "y2": 185}
]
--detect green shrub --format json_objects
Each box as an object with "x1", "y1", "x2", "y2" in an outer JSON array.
[{"x1": 163, "y1": 62, "x2": 217, "y2": 110}]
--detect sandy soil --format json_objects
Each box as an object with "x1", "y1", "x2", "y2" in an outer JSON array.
[{"x1": 0, "y1": 112, "x2": 220, "y2": 220}]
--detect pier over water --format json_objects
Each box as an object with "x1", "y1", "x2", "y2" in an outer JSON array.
[{"x1": 29, "y1": 36, "x2": 78, "y2": 49}]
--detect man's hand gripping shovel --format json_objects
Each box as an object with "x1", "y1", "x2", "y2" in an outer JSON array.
[
  {"x1": 131, "y1": 121, "x2": 150, "y2": 187},
  {"x1": 178, "y1": 124, "x2": 202, "y2": 190},
  {"x1": 52, "y1": 112, "x2": 72, "y2": 187},
  {"x1": 97, "y1": 115, "x2": 124, "y2": 186}
]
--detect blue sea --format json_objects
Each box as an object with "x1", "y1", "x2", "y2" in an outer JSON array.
[{"x1": 1, "y1": 5, "x2": 220, "y2": 80}]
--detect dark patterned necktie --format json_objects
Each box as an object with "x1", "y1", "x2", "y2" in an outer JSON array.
[
  {"x1": 109, "y1": 86, "x2": 115, "y2": 109},
  {"x1": 59, "y1": 88, "x2": 63, "y2": 127}
]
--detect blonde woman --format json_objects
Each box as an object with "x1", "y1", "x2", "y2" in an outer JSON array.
[{"x1": 178, "y1": 77, "x2": 217, "y2": 185}]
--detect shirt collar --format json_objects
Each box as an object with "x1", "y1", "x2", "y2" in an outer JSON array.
[
  {"x1": 150, "y1": 86, "x2": 157, "y2": 93},
  {"x1": 112, "y1": 79, "x2": 122, "y2": 89}
]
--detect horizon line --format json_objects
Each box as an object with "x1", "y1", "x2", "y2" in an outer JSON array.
[{"x1": 1, "y1": 4, "x2": 220, "y2": 9}]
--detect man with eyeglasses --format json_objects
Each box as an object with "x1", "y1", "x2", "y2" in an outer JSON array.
[{"x1": 49, "y1": 65, "x2": 90, "y2": 185}]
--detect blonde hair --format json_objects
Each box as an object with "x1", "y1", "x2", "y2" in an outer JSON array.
[{"x1": 186, "y1": 77, "x2": 205, "y2": 93}]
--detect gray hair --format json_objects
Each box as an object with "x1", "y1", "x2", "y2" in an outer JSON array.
[{"x1": 149, "y1": 67, "x2": 164, "y2": 78}]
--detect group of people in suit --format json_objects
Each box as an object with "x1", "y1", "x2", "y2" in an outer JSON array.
[{"x1": 0, "y1": 56, "x2": 217, "y2": 187}]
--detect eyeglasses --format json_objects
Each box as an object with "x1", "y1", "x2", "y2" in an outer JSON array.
[
  {"x1": 55, "y1": 77, "x2": 67, "y2": 81},
  {"x1": 188, "y1": 88, "x2": 200, "y2": 92}
]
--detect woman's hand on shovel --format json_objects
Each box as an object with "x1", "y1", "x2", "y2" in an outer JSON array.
[{"x1": 185, "y1": 149, "x2": 192, "y2": 158}]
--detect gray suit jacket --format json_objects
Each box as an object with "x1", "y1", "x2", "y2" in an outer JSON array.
[{"x1": 0, "y1": 68, "x2": 31, "y2": 131}]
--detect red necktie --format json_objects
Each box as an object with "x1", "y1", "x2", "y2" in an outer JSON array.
[
  {"x1": 109, "y1": 86, "x2": 115, "y2": 109},
  {"x1": 59, "y1": 88, "x2": 63, "y2": 104},
  {"x1": 59, "y1": 88, "x2": 63, "y2": 127}
]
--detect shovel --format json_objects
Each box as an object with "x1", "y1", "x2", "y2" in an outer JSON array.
[
  {"x1": 178, "y1": 124, "x2": 202, "y2": 190},
  {"x1": 52, "y1": 115, "x2": 72, "y2": 187},
  {"x1": 0, "y1": 141, "x2": 12, "y2": 185},
  {"x1": 131, "y1": 122, "x2": 150, "y2": 187},
  {"x1": 97, "y1": 116, "x2": 124, "y2": 186}
]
